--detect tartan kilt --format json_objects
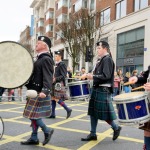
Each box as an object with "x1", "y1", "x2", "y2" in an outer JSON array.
[
  {"x1": 52, "y1": 82, "x2": 68, "y2": 100},
  {"x1": 23, "y1": 96, "x2": 51, "y2": 119},
  {"x1": 88, "y1": 87, "x2": 117, "y2": 120}
]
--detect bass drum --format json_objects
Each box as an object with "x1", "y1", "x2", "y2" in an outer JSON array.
[{"x1": 0, "y1": 41, "x2": 33, "y2": 89}]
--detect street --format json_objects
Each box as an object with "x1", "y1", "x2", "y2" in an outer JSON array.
[{"x1": 0, "y1": 100, "x2": 144, "y2": 150}]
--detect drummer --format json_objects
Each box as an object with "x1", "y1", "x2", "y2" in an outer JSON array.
[
  {"x1": 129, "y1": 66, "x2": 150, "y2": 150},
  {"x1": 81, "y1": 41, "x2": 121, "y2": 142},
  {"x1": 48, "y1": 51, "x2": 72, "y2": 119},
  {"x1": 21, "y1": 36, "x2": 54, "y2": 146}
]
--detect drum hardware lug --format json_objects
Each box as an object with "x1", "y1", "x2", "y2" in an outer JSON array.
[{"x1": 139, "y1": 123, "x2": 144, "y2": 128}]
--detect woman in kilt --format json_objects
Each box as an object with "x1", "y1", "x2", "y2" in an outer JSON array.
[
  {"x1": 81, "y1": 41, "x2": 121, "y2": 142},
  {"x1": 21, "y1": 36, "x2": 54, "y2": 146},
  {"x1": 48, "y1": 51, "x2": 72, "y2": 119},
  {"x1": 129, "y1": 66, "x2": 150, "y2": 150}
]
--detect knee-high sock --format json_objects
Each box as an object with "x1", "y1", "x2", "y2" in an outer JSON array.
[
  {"x1": 36, "y1": 119, "x2": 49, "y2": 134},
  {"x1": 57, "y1": 99, "x2": 70, "y2": 111},
  {"x1": 144, "y1": 136, "x2": 150, "y2": 150},
  {"x1": 106, "y1": 120, "x2": 118, "y2": 130},
  {"x1": 31, "y1": 120, "x2": 39, "y2": 140},
  {"x1": 90, "y1": 115, "x2": 98, "y2": 136},
  {"x1": 51, "y1": 100, "x2": 56, "y2": 116}
]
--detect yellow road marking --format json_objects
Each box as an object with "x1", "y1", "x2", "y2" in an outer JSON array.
[
  {"x1": 77, "y1": 129, "x2": 113, "y2": 150},
  {"x1": 0, "y1": 101, "x2": 144, "y2": 150},
  {"x1": 2, "y1": 135, "x2": 69, "y2": 150},
  {"x1": 0, "y1": 106, "x2": 24, "y2": 112}
]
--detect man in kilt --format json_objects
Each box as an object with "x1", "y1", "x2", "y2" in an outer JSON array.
[
  {"x1": 129, "y1": 66, "x2": 150, "y2": 150},
  {"x1": 48, "y1": 51, "x2": 72, "y2": 119},
  {"x1": 81, "y1": 41, "x2": 121, "y2": 141},
  {"x1": 21, "y1": 36, "x2": 54, "y2": 146}
]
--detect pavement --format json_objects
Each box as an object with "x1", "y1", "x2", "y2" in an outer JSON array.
[{"x1": 0, "y1": 100, "x2": 144, "y2": 150}]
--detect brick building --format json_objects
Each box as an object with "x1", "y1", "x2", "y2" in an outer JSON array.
[
  {"x1": 23, "y1": 0, "x2": 150, "y2": 73},
  {"x1": 19, "y1": 26, "x2": 32, "y2": 55}
]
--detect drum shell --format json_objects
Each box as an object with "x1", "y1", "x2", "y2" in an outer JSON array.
[
  {"x1": 67, "y1": 80, "x2": 90, "y2": 100},
  {"x1": 113, "y1": 92, "x2": 150, "y2": 125}
]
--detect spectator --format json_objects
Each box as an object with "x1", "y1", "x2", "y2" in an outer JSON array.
[
  {"x1": 117, "y1": 69, "x2": 124, "y2": 94},
  {"x1": 18, "y1": 86, "x2": 23, "y2": 101},
  {"x1": 113, "y1": 72, "x2": 120, "y2": 97},
  {"x1": 0, "y1": 87, "x2": 5, "y2": 102},
  {"x1": 67, "y1": 67, "x2": 72, "y2": 83},
  {"x1": 123, "y1": 72, "x2": 131, "y2": 93},
  {"x1": 8, "y1": 89, "x2": 15, "y2": 102},
  {"x1": 80, "y1": 67, "x2": 86, "y2": 75}
]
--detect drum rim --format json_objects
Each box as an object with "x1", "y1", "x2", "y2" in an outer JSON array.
[
  {"x1": 114, "y1": 95, "x2": 147, "y2": 103},
  {"x1": 118, "y1": 116, "x2": 150, "y2": 124},
  {"x1": 67, "y1": 80, "x2": 90, "y2": 86},
  {"x1": 114, "y1": 92, "x2": 147, "y2": 102},
  {"x1": 0, "y1": 41, "x2": 34, "y2": 89}
]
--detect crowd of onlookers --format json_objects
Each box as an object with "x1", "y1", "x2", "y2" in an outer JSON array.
[
  {"x1": 0, "y1": 66, "x2": 144, "y2": 102},
  {"x1": 113, "y1": 69, "x2": 144, "y2": 97},
  {"x1": 0, "y1": 87, "x2": 23, "y2": 102}
]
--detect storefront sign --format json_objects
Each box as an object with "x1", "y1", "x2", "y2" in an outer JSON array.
[{"x1": 124, "y1": 58, "x2": 134, "y2": 64}]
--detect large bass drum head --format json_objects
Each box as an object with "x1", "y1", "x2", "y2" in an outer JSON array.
[{"x1": 0, "y1": 41, "x2": 33, "y2": 88}]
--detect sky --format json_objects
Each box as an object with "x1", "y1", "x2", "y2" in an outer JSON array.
[{"x1": 0, "y1": 0, "x2": 32, "y2": 42}]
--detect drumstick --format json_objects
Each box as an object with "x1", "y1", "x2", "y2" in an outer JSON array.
[
  {"x1": 123, "y1": 82, "x2": 134, "y2": 86},
  {"x1": 131, "y1": 86, "x2": 144, "y2": 91}
]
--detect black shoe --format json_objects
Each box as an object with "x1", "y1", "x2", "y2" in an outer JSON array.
[
  {"x1": 66, "y1": 109, "x2": 72, "y2": 119},
  {"x1": 112, "y1": 126, "x2": 122, "y2": 141},
  {"x1": 20, "y1": 138, "x2": 39, "y2": 145},
  {"x1": 81, "y1": 134, "x2": 97, "y2": 141},
  {"x1": 43, "y1": 129, "x2": 54, "y2": 146},
  {"x1": 47, "y1": 115, "x2": 56, "y2": 119}
]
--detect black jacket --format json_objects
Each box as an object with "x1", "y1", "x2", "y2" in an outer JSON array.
[
  {"x1": 93, "y1": 55, "x2": 114, "y2": 93},
  {"x1": 54, "y1": 61, "x2": 67, "y2": 85},
  {"x1": 26, "y1": 53, "x2": 54, "y2": 95},
  {"x1": 137, "y1": 66, "x2": 150, "y2": 84}
]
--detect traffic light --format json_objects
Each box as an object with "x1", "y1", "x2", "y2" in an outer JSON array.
[{"x1": 85, "y1": 46, "x2": 93, "y2": 62}]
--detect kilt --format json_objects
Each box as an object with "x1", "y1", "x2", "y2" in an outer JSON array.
[
  {"x1": 52, "y1": 82, "x2": 68, "y2": 100},
  {"x1": 23, "y1": 96, "x2": 51, "y2": 119},
  {"x1": 88, "y1": 87, "x2": 117, "y2": 120}
]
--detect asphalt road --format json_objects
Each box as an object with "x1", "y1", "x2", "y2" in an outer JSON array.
[{"x1": 0, "y1": 100, "x2": 144, "y2": 150}]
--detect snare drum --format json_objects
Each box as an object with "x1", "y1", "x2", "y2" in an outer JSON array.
[
  {"x1": 67, "y1": 80, "x2": 90, "y2": 100},
  {"x1": 114, "y1": 92, "x2": 150, "y2": 125}
]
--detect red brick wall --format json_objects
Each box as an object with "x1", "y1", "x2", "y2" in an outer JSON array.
[
  {"x1": 96, "y1": 0, "x2": 142, "y2": 22},
  {"x1": 45, "y1": 19, "x2": 53, "y2": 26},
  {"x1": 55, "y1": 7, "x2": 68, "y2": 17}
]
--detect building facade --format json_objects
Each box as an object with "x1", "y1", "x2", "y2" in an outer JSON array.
[
  {"x1": 19, "y1": 26, "x2": 32, "y2": 54},
  {"x1": 21, "y1": 0, "x2": 150, "y2": 74}
]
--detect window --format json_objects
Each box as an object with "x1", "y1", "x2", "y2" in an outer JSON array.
[
  {"x1": 101, "y1": 8, "x2": 110, "y2": 26},
  {"x1": 134, "y1": 0, "x2": 148, "y2": 11},
  {"x1": 56, "y1": 31, "x2": 62, "y2": 40},
  {"x1": 116, "y1": 0, "x2": 126, "y2": 20},
  {"x1": 117, "y1": 27, "x2": 144, "y2": 59},
  {"x1": 82, "y1": 0, "x2": 88, "y2": 8},
  {"x1": 74, "y1": 0, "x2": 82, "y2": 12},
  {"x1": 46, "y1": 11, "x2": 54, "y2": 20},
  {"x1": 57, "y1": 14, "x2": 68, "y2": 24},
  {"x1": 69, "y1": 0, "x2": 71, "y2": 8},
  {"x1": 46, "y1": 25, "x2": 53, "y2": 32},
  {"x1": 38, "y1": 20, "x2": 44, "y2": 27},
  {"x1": 57, "y1": 0, "x2": 68, "y2": 10},
  {"x1": 90, "y1": 0, "x2": 95, "y2": 11}
]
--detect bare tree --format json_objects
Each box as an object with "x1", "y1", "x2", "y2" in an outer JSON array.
[{"x1": 56, "y1": 9, "x2": 102, "y2": 72}]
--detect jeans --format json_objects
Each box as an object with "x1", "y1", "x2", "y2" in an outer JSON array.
[
  {"x1": 124, "y1": 86, "x2": 130, "y2": 93},
  {"x1": 113, "y1": 87, "x2": 119, "y2": 97}
]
